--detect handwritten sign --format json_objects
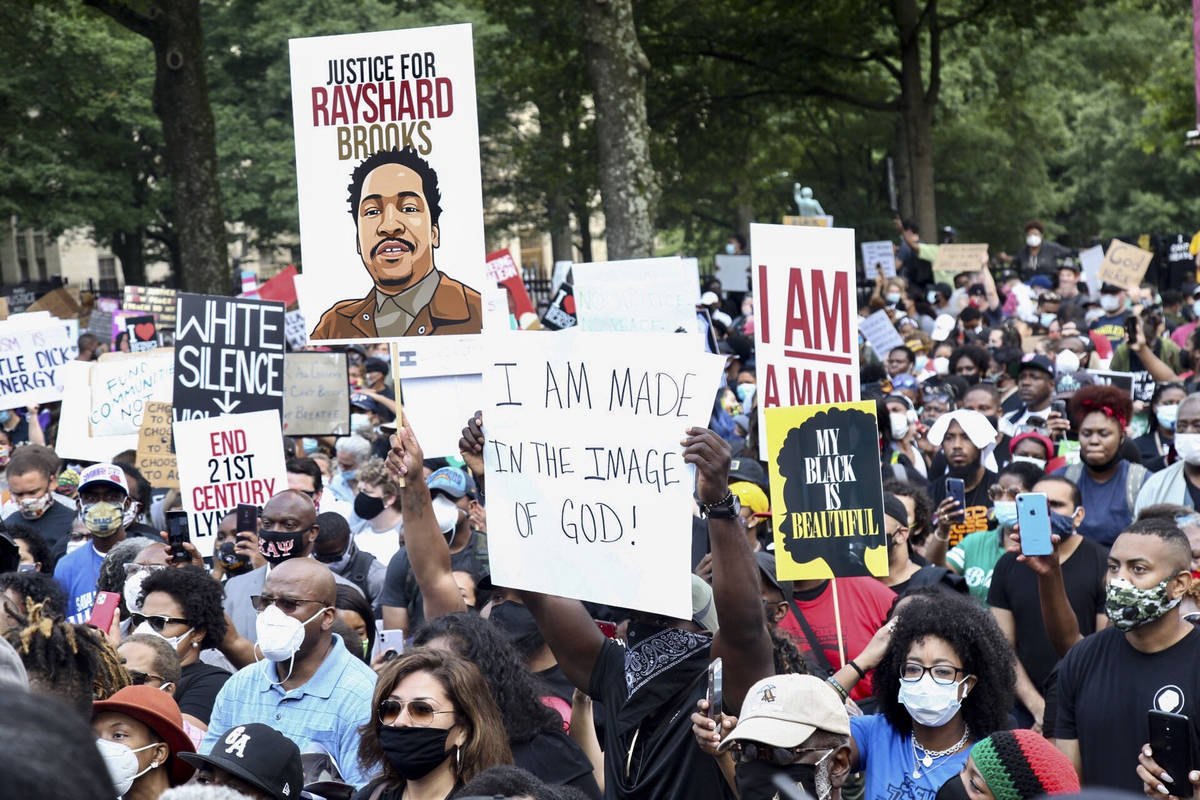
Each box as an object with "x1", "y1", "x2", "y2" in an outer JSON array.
[
  {"x1": 123, "y1": 285, "x2": 178, "y2": 328},
  {"x1": 482, "y1": 331, "x2": 725, "y2": 618},
  {"x1": 860, "y1": 240, "x2": 896, "y2": 280},
  {"x1": 87, "y1": 309, "x2": 115, "y2": 341},
  {"x1": 751, "y1": 223, "x2": 859, "y2": 454},
  {"x1": 90, "y1": 351, "x2": 174, "y2": 437},
  {"x1": 1078, "y1": 244, "x2": 1104, "y2": 298},
  {"x1": 1098, "y1": 239, "x2": 1154, "y2": 291},
  {"x1": 766, "y1": 401, "x2": 887, "y2": 579},
  {"x1": 859, "y1": 309, "x2": 905, "y2": 358},
  {"x1": 0, "y1": 319, "x2": 74, "y2": 407},
  {"x1": 542, "y1": 284, "x2": 578, "y2": 331},
  {"x1": 173, "y1": 293, "x2": 286, "y2": 423},
  {"x1": 137, "y1": 401, "x2": 179, "y2": 488},
  {"x1": 282, "y1": 352, "x2": 350, "y2": 436},
  {"x1": 174, "y1": 409, "x2": 288, "y2": 555},
  {"x1": 932, "y1": 243, "x2": 988, "y2": 278},
  {"x1": 573, "y1": 257, "x2": 698, "y2": 335},
  {"x1": 284, "y1": 310, "x2": 308, "y2": 350}
]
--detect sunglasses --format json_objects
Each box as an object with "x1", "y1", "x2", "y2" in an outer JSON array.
[
  {"x1": 378, "y1": 698, "x2": 456, "y2": 727},
  {"x1": 128, "y1": 670, "x2": 165, "y2": 686},
  {"x1": 251, "y1": 595, "x2": 323, "y2": 614},
  {"x1": 731, "y1": 743, "x2": 831, "y2": 767},
  {"x1": 129, "y1": 613, "x2": 189, "y2": 632}
]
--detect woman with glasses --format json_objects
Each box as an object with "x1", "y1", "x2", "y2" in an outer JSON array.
[
  {"x1": 356, "y1": 648, "x2": 512, "y2": 800},
  {"x1": 134, "y1": 565, "x2": 230, "y2": 725},
  {"x1": 848, "y1": 593, "x2": 1014, "y2": 800}
]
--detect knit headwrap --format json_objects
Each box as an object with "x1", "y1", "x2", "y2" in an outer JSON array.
[{"x1": 971, "y1": 729, "x2": 1080, "y2": 800}]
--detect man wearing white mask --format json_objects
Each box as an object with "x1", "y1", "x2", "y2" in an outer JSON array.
[
  {"x1": 1136, "y1": 394, "x2": 1200, "y2": 514},
  {"x1": 200, "y1": 557, "x2": 376, "y2": 787},
  {"x1": 54, "y1": 463, "x2": 134, "y2": 623},
  {"x1": 381, "y1": 465, "x2": 488, "y2": 635}
]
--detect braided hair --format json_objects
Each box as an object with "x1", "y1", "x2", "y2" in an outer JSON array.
[{"x1": 770, "y1": 627, "x2": 809, "y2": 676}]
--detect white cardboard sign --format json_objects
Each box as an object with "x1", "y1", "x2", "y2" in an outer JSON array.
[
  {"x1": 573, "y1": 257, "x2": 698, "y2": 336},
  {"x1": 860, "y1": 240, "x2": 896, "y2": 280},
  {"x1": 90, "y1": 351, "x2": 174, "y2": 437},
  {"x1": 0, "y1": 318, "x2": 74, "y2": 407}
]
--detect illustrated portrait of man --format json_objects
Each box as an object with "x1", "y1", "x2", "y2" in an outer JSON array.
[{"x1": 312, "y1": 146, "x2": 483, "y2": 338}]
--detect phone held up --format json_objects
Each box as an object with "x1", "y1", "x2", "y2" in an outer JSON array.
[
  {"x1": 707, "y1": 657, "x2": 724, "y2": 719},
  {"x1": 165, "y1": 510, "x2": 191, "y2": 564}
]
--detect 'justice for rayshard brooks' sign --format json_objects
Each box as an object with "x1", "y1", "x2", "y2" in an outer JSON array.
[
  {"x1": 173, "y1": 293, "x2": 285, "y2": 423},
  {"x1": 482, "y1": 331, "x2": 725, "y2": 620}
]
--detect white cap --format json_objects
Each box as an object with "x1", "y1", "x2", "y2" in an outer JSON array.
[
  {"x1": 931, "y1": 314, "x2": 957, "y2": 342},
  {"x1": 720, "y1": 674, "x2": 850, "y2": 750},
  {"x1": 77, "y1": 463, "x2": 130, "y2": 496},
  {"x1": 700, "y1": 291, "x2": 720, "y2": 306}
]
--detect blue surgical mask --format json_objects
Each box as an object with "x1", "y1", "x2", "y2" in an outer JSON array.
[
  {"x1": 993, "y1": 501, "x2": 1018, "y2": 528},
  {"x1": 341, "y1": 467, "x2": 357, "y2": 481},
  {"x1": 302, "y1": 437, "x2": 319, "y2": 455},
  {"x1": 725, "y1": 243, "x2": 736, "y2": 255},
  {"x1": 0, "y1": 410, "x2": 9, "y2": 424},
  {"x1": 1156, "y1": 404, "x2": 1179, "y2": 431},
  {"x1": 1050, "y1": 510, "x2": 1075, "y2": 537},
  {"x1": 886, "y1": 292, "x2": 903, "y2": 305}
]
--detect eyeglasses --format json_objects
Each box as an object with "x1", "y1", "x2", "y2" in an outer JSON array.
[
  {"x1": 129, "y1": 613, "x2": 189, "y2": 632},
  {"x1": 378, "y1": 698, "x2": 457, "y2": 727},
  {"x1": 901, "y1": 662, "x2": 966, "y2": 685},
  {"x1": 987, "y1": 485, "x2": 1019, "y2": 501},
  {"x1": 730, "y1": 743, "x2": 831, "y2": 767},
  {"x1": 251, "y1": 595, "x2": 324, "y2": 614},
  {"x1": 123, "y1": 563, "x2": 166, "y2": 576},
  {"x1": 128, "y1": 670, "x2": 166, "y2": 686}
]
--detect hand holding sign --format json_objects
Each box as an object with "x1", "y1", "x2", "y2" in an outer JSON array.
[
  {"x1": 682, "y1": 427, "x2": 732, "y2": 505},
  {"x1": 385, "y1": 416, "x2": 421, "y2": 486}
]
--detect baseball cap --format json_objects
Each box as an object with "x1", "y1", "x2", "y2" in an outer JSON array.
[
  {"x1": 729, "y1": 481, "x2": 768, "y2": 515},
  {"x1": 691, "y1": 574, "x2": 719, "y2": 632},
  {"x1": 931, "y1": 313, "x2": 957, "y2": 342},
  {"x1": 754, "y1": 550, "x2": 792, "y2": 603},
  {"x1": 700, "y1": 291, "x2": 720, "y2": 306},
  {"x1": 720, "y1": 674, "x2": 850, "y2": 750},
  {"x1": 1013, "y1": 353, "x2": 1054, "y2": 379},
  {"x1": 92, "y1": 686, "x2": 195, "y2": 785},
  {"x1": 1028, "y1": 275, "x2": 1053, "y2": 290},
  {"x1": 180, "y1": 724, "x2": 304, "y2": 800},
  {"x1": 349, "y1": 393, "x2": 383, "y2": 414},
  {"x1": 728, "y1": 458, "x2": 767, "y2": 492},
  {"x1": 426, "y1": 466, "x2": 476, "y2": 499},
  {"x1": 363, "y1": 356, "x2": 389, "y2": 376},
  {"x1": 1099, "y1": 282, "x2": 1124, "y2": 294},
  {"x1": 77, "y1": 463, "x2": 130, "y2": 496}
]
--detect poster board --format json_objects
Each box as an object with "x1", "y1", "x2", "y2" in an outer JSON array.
[
  {"x1": 401, "y1": 373, "x2": 481, "y2": 457},
  {"x1": 541, "y1": 284, "x2": 577, "y2": 331},
  {"x1": 90, "y1": 350, "x2": 174, "y2": 437},
  {"x1": 125, "y1": 314, "x2": 159, "y2": 353},
  {"x1": 486, "y1": 248, "x2": 539, "y2": 329},
  {"x1": 27, "y1": 287, "x2": 82, "y2": 320},
  {"x1": 284, "y1": 310, "x2": 308, "y2": 349},
  {"x1": 782, "y1": 215, "x2": 834, "y2": 227},
  {"x1": 1078, "y1": 244, "x2": 1104, "y2": 298},
  {"x1": 1098, "y1": 240, "x2": 1154, "y2": 290},
  {"x1": 859, "y1": 309, "x2": 905, "y2": 358},
  {"x1": 750, "y1": 223, "x2": 860, "y2": 454},
  {"x1": 289, "y1": 23, "x2": 488, "y2": 361},
  {"x1": 714, "y1": 254, "x2": 752, "y2": 293},
  {"x1": 137, "y1": 401, "x2": 179, "y2": 488},
  {"x1": 860, "y1": 240, "x2": 896, "y2": 280},
  {"x1": 282, "y1": 352, "x2": 351, "y2": 436},
  {"x1": 482, "y1": 331, "x2": 725, "y2": 618},
  {"x1": 573, "y1": 257, "x2": 698, "y2": 335},
  {"x1": 932, "y1": 243, "x2": 988, "y2": 284},
  {"x1": 123, "y1": 286, "x2": 178, "y2": 329},
  {"x1": 765, "y1": 401, "x2": 888, "y2": 580}
]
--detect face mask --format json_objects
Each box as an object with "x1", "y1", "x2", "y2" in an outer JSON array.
[
  {"x1": 736, "y1": 383, "x2": 756, "y2": 404},
  {"x1": 1105, "y1": 575, "x2": 1182, "y2": 631},
  {"x1": 255, "y1": 603, "x2": 328, "y2": 663},
  {"x1": 1055, "y1": 350, "x2": 1080, "y2": 374},
  {"x1": 1026, "y1": 234, "x2": 1042, "y2": 248},
  {"x1": 1099, "y1": 294, "x2": 1122, "y2": 313},
  {"x1": 314, "y1": 544, "x2": 352, "y2": 572},
  {"x1": 302, "y1": 437, "x2": 320, "y2": 455},
  {"x1": 258, "y1": 531, "x2": 307, "y2": 565},
  {"x1": 354, "y1": 492, "x2": 386, "y2": 520},
  {"x1": 122, "y1": 503, "x2": 140, "y2": 529},
  {"x1": 889, "y1": 412, "x2": 910, "y2": 441},
  {"x1": 18, "y1": 491, "x2": 54, "y2": 520},
  {"x1": 1192, "y1": 300, "x2": 1200, "y2": 318},
  {"x1": 66, "y1": 536, "x2": 88, "y2": 554},
  {"x1": 134, "y1": 620, "x2": 194, "y2": 651},
  {"x1": 1039, "y1": 312, "x2": 1057, "y2": 329},
  {"x1": 81, "y1": 501, "x2": 125, "y2": 537},
  {"x1": 216, "y1": 540, "x2": 248, "y2": 571},
  {"x1": 915, "y1": 355, "x2": 929, "y2": 372},
  {"x1": 725, "y1": 243, "x2": 736, "y2": 255},
  {"x1": 340, "y1": 466, "x2": 357, "y2": 481},
  {"x1": 886, "y1": 292, "x2": 903, "y2": 305},
  {"x1": 736, "y1": 757, "x2": 832, "y2": 800},
  {"x1": 379, "y1": 726, "x2": 453, "y2": 781},
  {"x1": 123, "y1": 568, "x2": 157, "y2": 613},
  {"x1": 350, "y1": 413, "x2": 370, "y2": 433},
  {"x1": 1174, "y1": 434, "x2": 1200, "y2": 466},
  {"x1": 1156, "y1": 405, "x2": 1179, "y2": 431},
  {"x1": 488, "y1": 601, "x2": 544, "y2": 656},
  {"x1": 741, "y1": 301, "x2": 753, "y2": 316},
  {"x1": 898, "y1": 674, "x2": 969, "y2": 727},
  {"x1": 933, "y1": 357, "x2": 950, "y2": 376},
  {"x1": 17, "y1": 562, "x2": 36, "y2": 572},
  {"x1": 0, "y1": 410, "x2": 9, "y2": 424},
  {"x1": 1010, "y1": 454, "x2": 1046, "y2": 470},
  {"x1": 993, "y1": 501, "x2": 1018, "y2": 528},
  {"x1": 432, "y1": 494, "x2": 464, "y2": 535},
  {"x1": 927, "y1": 290, "x2": 940, "y2": 305},
  {"x1": 1050, "y1": 510, "x2": 1076, "y2": 538},
  {"x1": 96, "y1": 738, "x2": 160, "y2": 797}
]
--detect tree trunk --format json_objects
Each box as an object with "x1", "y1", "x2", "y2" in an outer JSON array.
[
  {"x1": 87, "y1": 0, "x2": 228, "y2": 294},
  {"x1": 579, "y1": 0, "x2": 660, "y2": 259},
  {"x1": 895, "y1": 0, "x2": 938, "y2": 240},
  {"x1": 110, "y1": 229, "x2": 146, "y2": 286},
  {"x1": 573, "y1": 195, "x2": 594, "y2": 263},
  {"x1": 549, "y1": 193, "x2": 575, "y2": 263}
]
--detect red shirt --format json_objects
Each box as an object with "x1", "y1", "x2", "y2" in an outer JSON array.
[{"x1": 778, "y1": 577, "x2": 896, "y2": 701}]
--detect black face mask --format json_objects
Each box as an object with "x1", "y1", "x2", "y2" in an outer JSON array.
[
  {"x1": 216, "y1": 540, "x2": 252, "y2": 576},
  {"x1": 489, "y1": 601, "x2": 544, "y2": 657},
  {"x1": 379, "y1": 726, "x2": 452, "y2": 781},
  {"x1": 257, "y1": 530, "x2": 307, "y2": 565},
  {"x1": 1084, "y1": 442, "x2": 1124, "y2": 473},
  {"x1": 354, "y1": 492, "x2": 386, "y2": 520},
  {"x1": 736, "y1": 758, "x2": 822, "y2": 800}
]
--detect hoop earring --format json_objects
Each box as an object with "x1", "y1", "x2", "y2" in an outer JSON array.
[{"x1": 455, "y1": 746, "x2": 461, "y2": 774}]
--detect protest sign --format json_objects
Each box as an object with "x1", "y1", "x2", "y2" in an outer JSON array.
[
  {"x1": 90, "y1": 350, "x2": 173, "y2": 437},
  {"x1": 1078, "y1": 244, "x2": 1104, "y2": 298},
  {"x1": 1098, "y1": 239, "x2": 1154, "y2": 290},
  {"x1": 290, "y1": 23, "x2": 488, "y2": 353},
  {"x1": 97, "y1": 297, "x2": 121, "y2": 313},
  {"x1": 0, "y1": 318, "x2": 74, "y2": 408},
  {"x1": 256, "y1": 265, "x2": 300, "y2": 306},
  {"x1": 542, "y1": 284, "x2": 578, "y2": 331},
  {"x1": 173, "y1": 293, "x2": 286, "y2": 422},
  {"x1": 573, "y1": 257, "x2": 698, "y2": 335},
  {"x1": 123, "y1": 286, "x2": 178, "y2": 329},
  {"x1": 550, "y1": 260, "x2": 572, "y2": 293},
  {"x1": 401, "y1": 373, "x2": 481, "y2": 457},
  {"x1": 175, "y1": 409, "x2": 289, "y2": 554},
  {"x1": 54, "y1": 360, "x2": 133, "y2": 462},
  {"x1": 125, "y1": 314, "x2": 159, "y2": 353},
  {"x1": 860, "y1": 240, "x2": 896, "y2": 280},
  {"x1": 27, "y1": 287, "x2": 82, "y2": 320},
  {"x1": 1087, "y1": 368, "x2": 1155, "y2": 403},
  {"x1": 87, "y1": 308, "x2": 115, "y2": 341},
  {"x1": 859, "y1": 309, "x2": 905, "y2": 358},
  {"x1": 765, "y1": 401, "x2": 887, "y2": 580},
  {"x1": 482, "y1": 331, "x2": 725, "y2": 618},
  {"x1": 5, "y1": 285, "x2": 38, "y2": 315},
  {"x1": 284, "y1": 310, "x2": 308, "y2": 349},
  {"x1": 714, "y1": 254, "x2": 752, "y2": 292},
  {"x1": 932, "y1": 243, "x2": 988, "y2": 284},
  {"x1": 486, "y1": 249, "x2": 539, "y2": 329},
  {"x1": 137, "y1": 401, "x2": 179, "y2": 488},
  {"x1": 750, "y1": 223, "x2": 859, "y2": 454},
  {"x1": 282, "y1": 352, "x2": 351, "y2": 436}
]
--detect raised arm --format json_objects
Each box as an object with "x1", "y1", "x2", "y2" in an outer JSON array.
[
  {"x1": 1011, "y1": 530, "x2": 1085, "y2": 657},
  {"x1": 384, "y1": 416, "x2": 466, "y2": 620},
  {"x1": 688, "y1": 427, "x2": 774, "y2": 715}
]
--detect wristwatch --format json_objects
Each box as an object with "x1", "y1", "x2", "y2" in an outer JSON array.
[{"x1": 699, "y1": 490, "x2": 741, "y2": 519}]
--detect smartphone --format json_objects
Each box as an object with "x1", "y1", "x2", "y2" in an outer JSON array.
[
  {"x1": 1051, "y1": 399, "x2": 1067, "y2": 418},
  {"x1": 1149, "y1": 710, "x2": 1193, "y2": 788},
  {"x1": 165, "y1": 510, "x2": 190, "y2": 564},
  {"x1": 377, "y1": 628, "x2": 405, "y2": 658},
  {"x1": 1125, "y1": 315, "x2": 1140, "y2": 342},
  {"x1": 946, "y1": 478, "x2": 965, "y2": 512},
  {"x1": 236, "y1": 503, "x2": 258, "y2": 534},
  {"x1": 707, "y1": 657, "x2": 724, "y2": 719},
  {"x1": 89, "y1": 591, "x2": 120, "y2": 631},
  {"x1": 1017, "y1": 493, "x2": 1052, "y2": 556},
  {"x1": 595, "y1": 620, "x2": 618, "y2": 639}
]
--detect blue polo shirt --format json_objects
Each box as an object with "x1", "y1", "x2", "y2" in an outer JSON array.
[{"x1": 201, "y1": 634, "x2": 378, "y2": 787}]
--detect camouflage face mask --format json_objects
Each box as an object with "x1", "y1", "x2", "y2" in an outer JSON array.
[{"x1": 1104, "y1": 576, "x2": 1181, "y2": 632}]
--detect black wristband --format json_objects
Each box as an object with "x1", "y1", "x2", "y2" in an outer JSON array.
[{"x1": 847, "y1": 659, "x2": 867, "y2": 680}]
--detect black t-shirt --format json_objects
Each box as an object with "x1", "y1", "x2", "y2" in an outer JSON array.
[
  {"x1": 511, "y1": 730, "x2": 601, "y2": 799},
  {"x1": 175, "y1": 661, "x2": 231, "y2": 724},
  {"x1": 379, "y1": 531, "x2": 487, "y2": 628},
  {"x1": 930, "y1": 470, "x2": 999, "y2": 547},
  {"x1": 6, "y1": 501, "x2": 76, "y2": 553},
  {"x1": 1057, "y1": 625, "x2": 1200, "y2": 791},
  {"x1": 538, "y1": 664, "x2": 576, "y2": 705},
  {"x1": 987, "y1": 537, "x2": 1106, "y2": 692},
  {"x1": 1187, "y1": 479, "x2": 1200, "y2": 514},
  {"x1": 589, "y1": 639, "x2": 732, "y2": 800}
]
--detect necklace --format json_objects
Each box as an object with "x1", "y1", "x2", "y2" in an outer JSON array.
[{"x1": 910, "y1": 727, "x2": 969, "y2": 779}]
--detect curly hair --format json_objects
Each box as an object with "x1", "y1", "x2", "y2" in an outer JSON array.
[
  {"x1": 4, "y1": 521, "x2": 53, "y2": 573},
  {"x1": 355, "y1": 457, "x2": 402, "y2": 504},
  {"x1": 137, "y1": 566, "x2": 228, "y2": 649},
  {"x1": 770, "y1": 628, "x2": 809, "y2": 676},
  {"x1": 347, "y1": 147, "x2": 442, "y2": 226},
  {"x1": 0, "y1": 571, "x2": 67, "y2": 618},
  {"x1": 883, "y1": 479, "x2": 933, "y2": 545},
  {"x1": 412, "y1": 612, "x2": 563, "y2": 743},
  {"x1": 1068, "y1": 384, "x2": 1133, "y2": 430},
  {"x1": 874, "y1": 593, "x2": 1014, "y2": 738},
  {"x1": 96, "y1": 538, "x2": 154, "y2": 597}
]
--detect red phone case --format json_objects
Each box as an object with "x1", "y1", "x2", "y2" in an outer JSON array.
[{"x1": 89, "y1": 591, "x2": 120, "y2": 631}]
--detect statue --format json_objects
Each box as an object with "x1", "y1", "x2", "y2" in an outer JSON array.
[{"x1": 793, "y1": 183, "x2": 825, "y2": 216}]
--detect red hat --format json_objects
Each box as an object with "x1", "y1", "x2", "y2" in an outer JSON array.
[
  {"x1": 92, "y1": 685, "x2": 195, "y2": 785},
  {"x1": 1009, "y1": 431, "x2": 1055, "y2": 461},
  {"x1": 971, "y1": 728, "x2": 1080, "y2": 799}
]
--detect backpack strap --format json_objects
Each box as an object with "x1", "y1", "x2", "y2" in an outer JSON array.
[{"x1": 787, "y1": 596, "x2": 836, "y2": 677}]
